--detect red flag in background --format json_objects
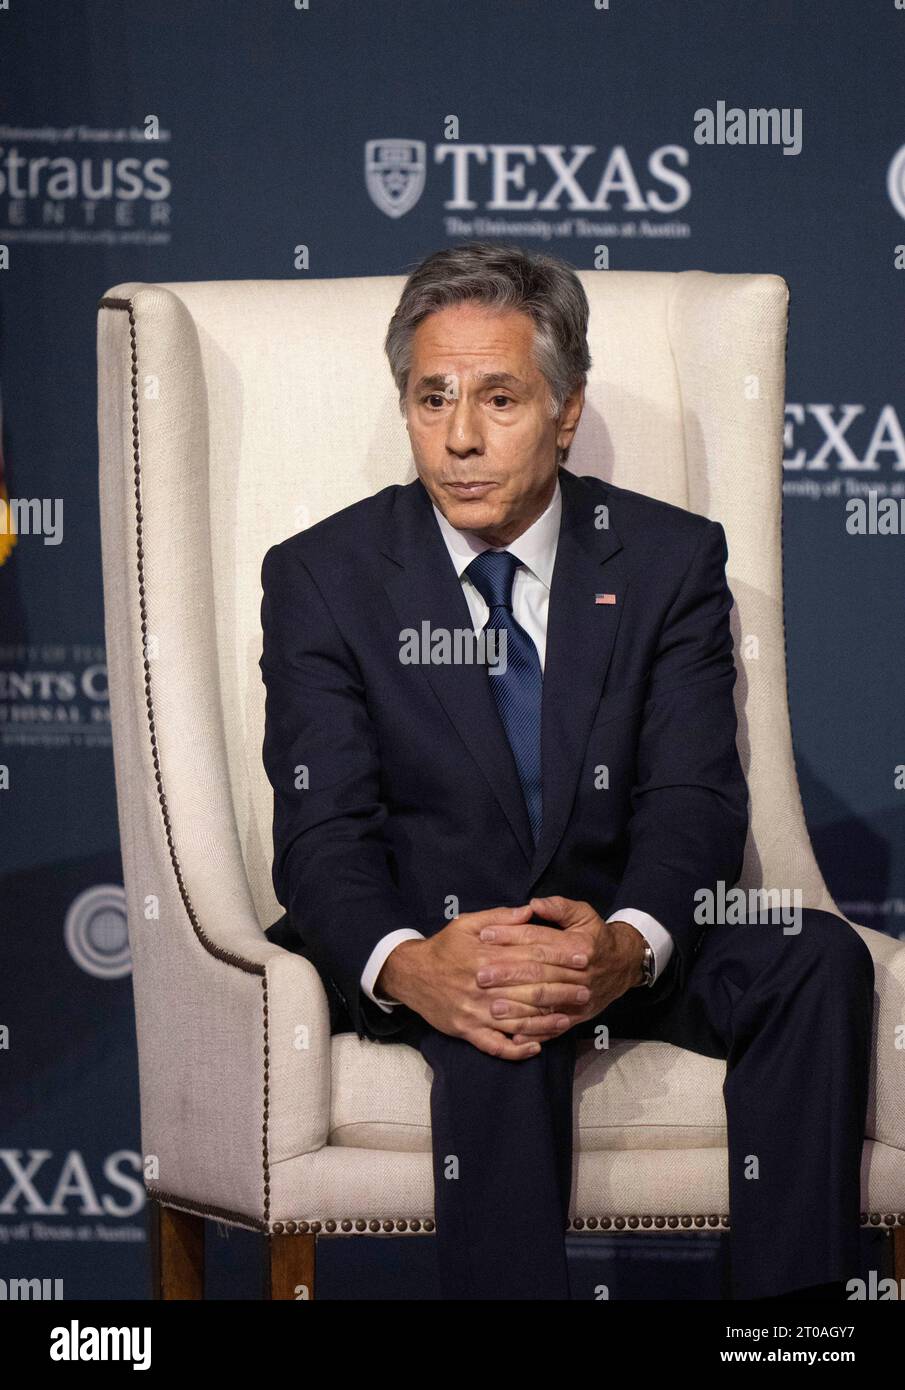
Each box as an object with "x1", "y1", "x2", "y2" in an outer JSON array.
[{"x1": 0, "y1": 382, "x2": 17, "y2": 565}]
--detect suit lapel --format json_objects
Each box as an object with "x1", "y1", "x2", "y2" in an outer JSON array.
[
  {"x1": 381, "y1": 477, "x2": 536, "y2": 863},
  {"x1": 528, "y1": 468, "x2": 627, "y2": 883}
]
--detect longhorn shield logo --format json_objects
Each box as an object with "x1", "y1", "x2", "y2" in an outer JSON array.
[{"x1": 365, "y1": 139, "x2": 426, "y2": 218}]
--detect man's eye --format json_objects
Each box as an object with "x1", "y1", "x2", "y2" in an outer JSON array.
[
  {"x1": 490, "y1": 395, "x2": 513, "y2": 408},
  {"x1": 422, "y1": 393, "x2": 448, "y2": 407}
]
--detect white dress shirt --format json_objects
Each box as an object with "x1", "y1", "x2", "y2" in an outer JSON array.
[{"x1": 361, "y1": 476, "x2": 674, "y2": 1011}]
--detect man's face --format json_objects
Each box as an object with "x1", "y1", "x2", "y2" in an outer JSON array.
[{"x1": 404, "y1": 302, "x2": 583, "y2": 545}]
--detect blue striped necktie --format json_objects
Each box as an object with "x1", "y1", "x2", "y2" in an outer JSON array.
[{"x1": 465, "y1": 549, "x2": 543, "y2": 844}]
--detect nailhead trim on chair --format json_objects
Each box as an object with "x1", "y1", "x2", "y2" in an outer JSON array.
[
  {"x1": 269, "y1": 1218, "x2": 437, "y2": 1235},
  {"x1": 264, "y1": 1211, "x2": 905, "y2": 1235},
  {"x1": 569, "y1": 1214, "x2": 730, "y2": 1231},
  {"x1": 145, "y1": 1184, "x2": 905, "y2": 1237},
  {"x1": 99, "y1": 295, "x2": 272, "y2": 1229}
]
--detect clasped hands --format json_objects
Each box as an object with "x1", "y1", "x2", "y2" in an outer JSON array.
[{"x1": 379, "y1": 895, "x2": 647, "y2": 1061}]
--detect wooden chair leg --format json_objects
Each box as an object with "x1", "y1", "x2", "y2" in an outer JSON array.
[
  {"x1": 265, "y1": 1232, "x2": 316, "y2": 1300},
  {"x1": 893, "y1": 1225, "x2": 905, "y2": 1284},
  {"x1": 148, "y1": 1199, "x2": 205, "y2": 1300}
]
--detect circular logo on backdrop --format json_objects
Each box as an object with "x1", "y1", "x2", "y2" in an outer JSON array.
[
  {"x1": 64, "y1": 884, "x2": 132, "y2": 979},
  {"x1": 887, "y1": 145, "x2": 905, "y2": 220}
]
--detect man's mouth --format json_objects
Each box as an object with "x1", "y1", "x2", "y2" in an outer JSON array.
[{"x1": 445, "y1": 481, "x2": 497, "y2": 497}]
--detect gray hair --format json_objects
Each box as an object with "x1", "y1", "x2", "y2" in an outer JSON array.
[{"x1": 384, "y1": 241, "x2": 591, "y2": 465}]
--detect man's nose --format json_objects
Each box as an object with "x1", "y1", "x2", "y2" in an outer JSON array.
[{"x1": 445, "y1": 396, "x2": 484, "y2": 455}]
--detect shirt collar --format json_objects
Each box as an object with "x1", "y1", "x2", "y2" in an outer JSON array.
[{"x1": 430, "y1": 475, "x2": 562, "y2": 590}]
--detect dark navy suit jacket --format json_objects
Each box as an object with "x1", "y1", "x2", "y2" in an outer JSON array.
[{"x1": 259, "y1": 466, "x2": 749, "y2": 1041}]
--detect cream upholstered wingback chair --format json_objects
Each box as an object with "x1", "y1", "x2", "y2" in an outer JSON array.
[{"x1": 97, "y1": 272, "x2": 905, "y2": 1300}]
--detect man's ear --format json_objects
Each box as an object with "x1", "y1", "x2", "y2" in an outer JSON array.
[{"x1": 556, "y1": 382, "x2": 585, "y2": 453}]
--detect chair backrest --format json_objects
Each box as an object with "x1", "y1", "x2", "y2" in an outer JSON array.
[{"x1": 97, "y1": 271, "x2": 839, "y2": 955}]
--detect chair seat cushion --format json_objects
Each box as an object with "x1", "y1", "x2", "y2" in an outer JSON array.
[{"x1": 329, "y1": 1034, "x2": 728, "y2": 1153}]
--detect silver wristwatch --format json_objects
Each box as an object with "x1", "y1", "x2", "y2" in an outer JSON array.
[{"x1": 637, "y1": 941, "x2": 655, "y2": 987}]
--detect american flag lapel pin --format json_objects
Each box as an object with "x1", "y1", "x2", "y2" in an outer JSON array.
[{"x1": 595, "y1": 593, "x2": 617, "y2": 605}]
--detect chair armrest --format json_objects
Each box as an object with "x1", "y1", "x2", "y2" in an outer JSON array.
[
  {"x1": 851, "y1": 922, "x2": 905, "y2": 1153},
  {"x1": 135, "y1": 916, "x2": 331, "y2": 1225},
  {"x1": 265, "y1": 943, "x2": 333, "y2": 1164}
]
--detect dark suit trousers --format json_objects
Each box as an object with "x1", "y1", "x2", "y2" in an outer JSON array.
[{"x1": 387, "y1": 908, "x2": 875, "y2": 1301}]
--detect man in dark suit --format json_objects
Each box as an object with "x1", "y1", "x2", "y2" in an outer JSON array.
[{"x1": 260, "y1": 242, "x2": 874, "y2": 1301}]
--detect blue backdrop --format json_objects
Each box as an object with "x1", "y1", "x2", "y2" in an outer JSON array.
[{"x1": 1, "y1": 0, "x2": 902, "y2": 1299}]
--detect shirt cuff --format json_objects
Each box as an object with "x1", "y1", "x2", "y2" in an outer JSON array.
[
  {"x1": 360, "y1": 930, "x2": 426, "y2": 1012},
  {"x1": 605, "y1": 909, "x2": 674, "y2": 984}
]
